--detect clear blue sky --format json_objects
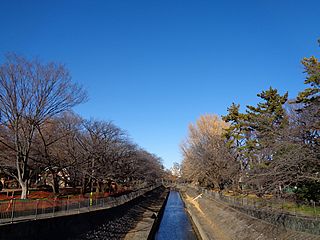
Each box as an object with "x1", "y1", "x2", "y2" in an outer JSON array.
[{"x1": 0, "y1": 1, "x2": 319, "y2": 169}]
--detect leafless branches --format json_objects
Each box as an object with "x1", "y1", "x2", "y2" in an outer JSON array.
[{"x1": 0, "y1": 54, "x2": 164, "y2": 198}]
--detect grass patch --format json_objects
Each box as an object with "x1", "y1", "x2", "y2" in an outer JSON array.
[
  {"x1": 219, "y1": 191, "x2": 320, "y2": 217},
  {"x1": 282, "y1": 202, "x2": 320, "y2": 217}
]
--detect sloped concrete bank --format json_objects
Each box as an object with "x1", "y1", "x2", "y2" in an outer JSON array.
[
  {"x1": 184, "y1": 199, "x2": 208, "y2": 240},
  {"x1": 179, "y1": 186, "x2": 320, "y2": 240},
  {"x1": 232, "y1": 204, "x2": 320, "y2": 235},
  {"x1": 179, "y1": 191, "x2": 204, "y2": 240},
  {"x1": 0, "y1": 186, "x2": 167, "y2": 240},
  {"x1": 124, "y1": 187, "x2": 169, "y2": 240},
  {"x1": 145, "y1": 188, "x2": 169, "y2": 240}
]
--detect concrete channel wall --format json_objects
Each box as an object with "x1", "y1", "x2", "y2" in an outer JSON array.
[
  {"x1": 146, "y1": 189, "x2": 169, "y2": 240},
  {"x1": 0, "y1": 186, "x2": 168, "y2": 240},
  {"x1": 233, "y1": 205, "x2": 320, "y2": 235},
  {"x1": 199, "y1": 188, "x2": 320, "y2": 236},
  {"x1": 192, "y1": 185, "x2": 320, "y2": 236},
  {"x1": 123, "y1": 187, "x2": 169, "y2": 240},
  {"x1": 179, "y1": 186, "x2": 320, "y2": 240},
  {"x1": 183, "y1": 197, "x2": 207, "y2": 240}
]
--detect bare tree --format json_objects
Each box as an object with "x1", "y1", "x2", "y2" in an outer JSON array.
[
  {"x1": 130, "y1": 149, "x2": 164, "y2": 184},
  {"x1": 76, "y1": 120, "x2": 132, "y2": 192},
  {"x1": 32, "y1": 112, "x2": 84, "y2": 193},
  {"x1": 0, "y1": 54, "x2": 87, "y2": 198},
  {"x1": 181, "y1": 114, "x2": 236, "y2": 190}
]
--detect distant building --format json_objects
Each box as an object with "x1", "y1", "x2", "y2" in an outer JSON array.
[{"x1": 170, "y1": 162, "x2": 182, "y2": 178}]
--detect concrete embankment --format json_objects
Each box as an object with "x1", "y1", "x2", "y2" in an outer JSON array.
[
  {"x1": 0, "y1": 186, "x2": 168, "y2": 240},
  {"x1": 124, "y1": 187, "x2": 169, "y2": 240},
  {"x1": 179, "y1": 186, "x2": 320, "y2": 240}
]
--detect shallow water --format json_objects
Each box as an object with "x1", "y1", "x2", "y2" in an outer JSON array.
[{"x1": 154, "y1": 191, "x2": 197, "y2": 240}]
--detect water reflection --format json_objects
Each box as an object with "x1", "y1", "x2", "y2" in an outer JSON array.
[{"x1": 155, "y1": 191, "x2": 197, "y2": 240}]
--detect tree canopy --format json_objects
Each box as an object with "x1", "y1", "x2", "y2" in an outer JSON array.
[{"x1": 181, "y1": 41, "x2": 320, "y2": 201}]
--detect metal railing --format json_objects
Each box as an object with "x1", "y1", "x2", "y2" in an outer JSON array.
[{"x1": 0, "y1": 184, "x2": 161, "y2": 224}]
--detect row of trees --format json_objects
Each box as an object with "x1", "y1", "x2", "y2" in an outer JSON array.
[
  {"x1": 0, "y1": 54, "x2": 164, "y2": 199},
  {"x1": 181, "y1": 43, "x2": 319, "y2": 201}
]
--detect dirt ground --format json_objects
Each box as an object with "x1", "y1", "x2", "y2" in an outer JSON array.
[{"x1": 180, "y1": 186, "x2": 320, "y2": 240}]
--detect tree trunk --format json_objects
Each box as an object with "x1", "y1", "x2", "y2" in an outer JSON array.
[
  {"x1": 90, "y1": 178, "x2": 94, "y2": 193},
  {"x1": 81, "y1": 176, "x2": 87, "y2": 194},
  {"x1": 96, "y1": 181, "x2": 102, "y2": 193},
  {"x1": 51, "y1": 172, "x2": 60, "y2": 194},
  {"x1": 20, "y1": 180, "x2": 28, "y2": 199},
  {"x1": 17, "y1": 155, "x2": 30, "y2": 199}
]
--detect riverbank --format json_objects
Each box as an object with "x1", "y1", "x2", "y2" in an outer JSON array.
[
  {"x1": 179, "y1": 186, "x2": 320, "y2": 240},
  {"x1": 123, "y1": 187, "x2": 169, "y2": 240},
  {"x1": 0, "y1": 186, "x2": 168, "y2": 240}
]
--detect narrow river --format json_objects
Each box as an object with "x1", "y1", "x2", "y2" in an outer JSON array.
[{"x1": 154, "y1": 191, "x2": 197, "y2": 240}]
